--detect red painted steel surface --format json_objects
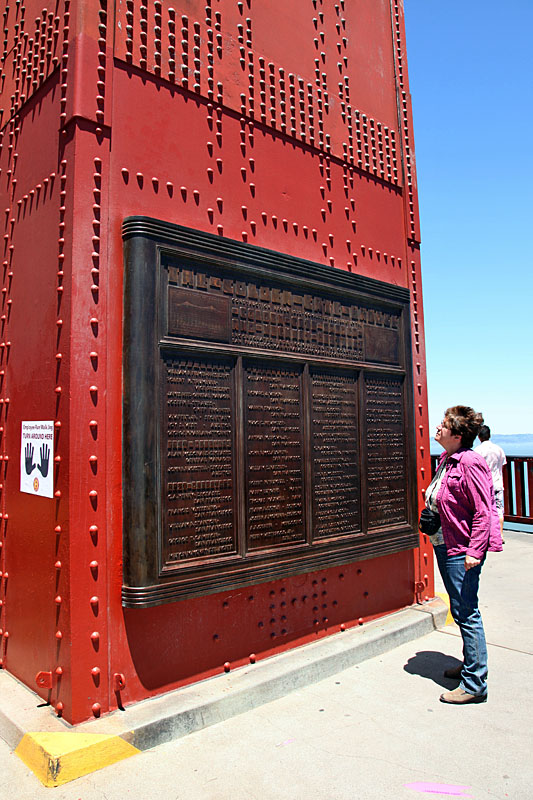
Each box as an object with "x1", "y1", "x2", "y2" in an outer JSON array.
[{"x1": 0, "y1": 0, "x2": 433, "y2": 723}]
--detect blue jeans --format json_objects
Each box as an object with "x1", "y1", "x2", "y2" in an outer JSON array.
[{"x1": 434, "y1": 545, "x2": 488, "y2": 696}]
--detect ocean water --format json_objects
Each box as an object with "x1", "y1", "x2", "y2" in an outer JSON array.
[
  {"x1": 430, "y1": 436, "x2": 533, "y2": 458},
  {"x1": 428, "y1": 435, "x2": 532, "y2": 518}
]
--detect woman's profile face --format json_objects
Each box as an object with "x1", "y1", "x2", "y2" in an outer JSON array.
[{"x1": 435, "y1": 418, "x2": 460, "y2": 450}]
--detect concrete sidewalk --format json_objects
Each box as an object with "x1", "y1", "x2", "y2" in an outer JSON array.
[
  {"x1": 0, "y1": 594, "x2": 447, "y2": 783},
  {"x1": 1, "y1": 528, "x2": 532, "y2": 798}
]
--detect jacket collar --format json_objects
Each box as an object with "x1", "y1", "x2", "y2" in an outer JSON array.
[
  {"x1": 449, "y1": 447, "x2": 472, "y2": 461},
  {"x1": 439, "y1": 447, "x2": 471, "y2": 464}
]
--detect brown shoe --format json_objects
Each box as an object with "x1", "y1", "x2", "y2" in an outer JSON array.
[
  {"x1": 443, "y1": 664, "x2": 463, "y2": 679},
  {"x1": 440, "y1": 687, "x2": 487, "y2": 704}
]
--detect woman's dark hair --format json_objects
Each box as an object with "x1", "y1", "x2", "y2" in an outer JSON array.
[{"x1": 444, "y1": 406, "x2": 484, "y2": 449}]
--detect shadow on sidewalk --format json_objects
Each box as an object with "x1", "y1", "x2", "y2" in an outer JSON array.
[{"x1": 403, "y1": 650, "x2": 462, "y2": 688}]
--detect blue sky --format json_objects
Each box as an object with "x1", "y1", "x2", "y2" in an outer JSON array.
[{"x1": 403, "y1": 0, "x2": 533, "y2": 435}]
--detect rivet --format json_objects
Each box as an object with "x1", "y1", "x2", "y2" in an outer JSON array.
[
  {"x1": 55, "y1": 595, "x2": 62, "y2": 604},
  {"x1": 55, "y1": 667, "x2": 63, "y2": 676},
  {"x1": 55, "y1": 630, "x2": 62, "y2": 639},
  {"x1": 90, "y1": 631, "x2": 99, "y2": 641},
  {"x1": 223, "y1": 661, "x2": 230, "y2": 673},
  {"x1": 91, "y1": 666, "x2": 101, "y2": 676}
]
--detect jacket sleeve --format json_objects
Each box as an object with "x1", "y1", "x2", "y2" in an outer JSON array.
[{"x1": 463, "y1": 458, "x2": 493, "y2": 558}]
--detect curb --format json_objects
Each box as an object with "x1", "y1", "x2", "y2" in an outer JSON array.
[
  {"x1": 436, "y1": 591, "x2": 454, "y2": 625},
  {"x1": 15, "y1": 732, "x2": 139, "y2": 788},
  {"x1": 1, "y1": 598, "x2": 447, "y2": 786}
]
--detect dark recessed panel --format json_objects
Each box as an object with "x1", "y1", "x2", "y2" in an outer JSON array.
[
  {"x1": 364, "y1": 324, "x2": 400, "y2": 364},
  {"x1": 122, "y1": 218, "x2": 418, "y2": 607},
  {"x1": 168, "y1": 286, "x2": 231, "y2": 342}
]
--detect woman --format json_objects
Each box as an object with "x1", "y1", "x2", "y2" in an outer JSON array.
[{"x1": 425, "y1": 405, "x2": 502, "y2": 704}]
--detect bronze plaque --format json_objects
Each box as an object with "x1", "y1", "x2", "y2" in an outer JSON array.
[{"x1": 122, "y1": 218, "x2": 418, "y2": 607}]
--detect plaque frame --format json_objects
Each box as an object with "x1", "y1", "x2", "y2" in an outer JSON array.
[{"x1": 123, "y1": 217, "x2": 418, "y2": 607}]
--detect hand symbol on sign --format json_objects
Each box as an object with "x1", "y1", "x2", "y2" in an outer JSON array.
[
  {"x1": 37, "y1": 444, "x2": 50, "y2": 478},
  {"x1": 25, "y1": 443, "x2": 36, "y2": 475}
]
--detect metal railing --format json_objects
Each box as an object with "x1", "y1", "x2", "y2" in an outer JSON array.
[
  {"x1": 429, "y1": 454, "x2": 533, "y2": 526},
  {"x1": 503, "y1": 456, "x2": 533, "y2": 524}
]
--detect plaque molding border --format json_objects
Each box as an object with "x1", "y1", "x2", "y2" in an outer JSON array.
[{"x1": 122, "y1": 217, "x2": 418, "y2": 608}]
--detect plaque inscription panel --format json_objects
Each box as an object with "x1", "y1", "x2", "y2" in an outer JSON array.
[
  {"x1": 246, "y1": 365, "x2": 305, "y2": 550},
  {"x1": 122, "y1": 220, "x2": 417, "y2": 606},
  {"x1": 162, "y1": 357, "x2": 236, "y2": 566},
  {"x1": 366, "y1": 375, "x2": 408, "y2": 528},
  {"x1": 311, "y1": 371, "x2": 360, "y2": 539},
  {"x1": 167, "y1": 264, "x2": 401, "y2": 363}
]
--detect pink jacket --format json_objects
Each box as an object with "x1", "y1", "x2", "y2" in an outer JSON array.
[{"x1": 436, "y1": 448, "x2": 503, "y2": 559}]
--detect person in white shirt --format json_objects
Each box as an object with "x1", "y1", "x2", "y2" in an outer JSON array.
[{"x1": 474, "y1": 425, "x2": 506, "y2": 537}]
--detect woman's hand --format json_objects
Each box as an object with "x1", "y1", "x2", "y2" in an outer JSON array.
[{"x1": 465, "y1": 555, "x2": 481, "y2": 570}]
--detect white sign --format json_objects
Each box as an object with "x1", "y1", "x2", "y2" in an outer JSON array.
[{"x1": 20, "y1": 421, "x2": 54, "y2": 498}]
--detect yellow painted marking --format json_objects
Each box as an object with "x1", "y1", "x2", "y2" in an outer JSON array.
[
  {"x1": 436, "y1": 592, "x2": 455, "y2": 626},
  {"x1": 15, "y1": 732, "x2": 139, "y2": 787}
]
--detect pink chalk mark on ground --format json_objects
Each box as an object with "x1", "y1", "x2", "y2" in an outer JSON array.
[{"x1": 404, "y1": 782, "x2": 473, "y2": 797}]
